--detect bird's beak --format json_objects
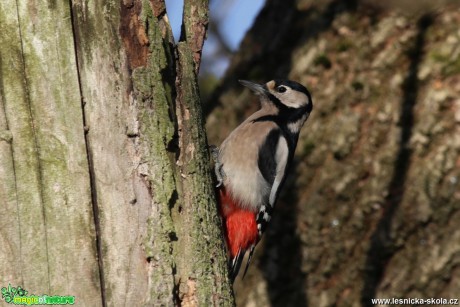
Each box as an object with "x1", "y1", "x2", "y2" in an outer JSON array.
[{"x1": 239, "y1": 80, "x2": 268, "y2": 96}]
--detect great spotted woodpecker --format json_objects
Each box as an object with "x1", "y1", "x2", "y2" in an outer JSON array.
[{"x1": 212, "y1": 79, "x2": 313, "y2": 279}]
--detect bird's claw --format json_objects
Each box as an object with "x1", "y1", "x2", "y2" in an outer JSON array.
[{"x1": 210, "y1": 145, "x2": 225, "y2": 187}]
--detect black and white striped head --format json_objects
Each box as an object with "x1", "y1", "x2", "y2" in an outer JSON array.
[{"x1": 239, "y1": 79, "x2": 313, "y2": 133}]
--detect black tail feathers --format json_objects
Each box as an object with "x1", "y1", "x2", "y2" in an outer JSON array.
[{"x1": 229, "y1": 245, "x2": 256, "y2": 282}]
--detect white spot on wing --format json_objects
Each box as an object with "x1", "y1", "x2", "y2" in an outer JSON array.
[
  {"x1": 269, "y1": 136, "x2": 289, "y2": 206},
  {"x1": 263, "y1": 212, "x2": 270, "y2": 221}
]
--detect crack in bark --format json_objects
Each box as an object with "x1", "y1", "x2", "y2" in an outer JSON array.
[
  {"x1": 0, "y1": 44, "x2": 24, "y2": 288},
  {"x1": 68, "y1": 1, "x2": 106, "y2": 306}
]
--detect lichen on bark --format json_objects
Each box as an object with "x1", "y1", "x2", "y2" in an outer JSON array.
[{"x1": 127, "y1": 0, "x2": 234, "y2": 305}]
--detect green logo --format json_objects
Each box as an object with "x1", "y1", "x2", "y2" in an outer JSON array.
[{"x1": 1, "y1": 284, "x2": 75, "y2": 305}]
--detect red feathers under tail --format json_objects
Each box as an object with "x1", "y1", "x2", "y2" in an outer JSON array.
[{"x1": 218, "y1": 188, "x2": 258, "y2": 278}]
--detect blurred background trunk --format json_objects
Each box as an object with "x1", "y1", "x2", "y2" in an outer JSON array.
[{"x1": 205, "y1": 0, "x2": 460, "y2": 306}]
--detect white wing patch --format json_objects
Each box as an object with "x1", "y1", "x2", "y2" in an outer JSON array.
[{"x1": 269, "y1": 136, "x2": 289, "y2": 206}]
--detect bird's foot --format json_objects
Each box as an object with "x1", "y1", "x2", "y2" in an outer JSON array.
[{"x1": 210, "y1": 145, "x2": 225, "y2": 187}]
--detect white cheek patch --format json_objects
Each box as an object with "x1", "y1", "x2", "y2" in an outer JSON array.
[{"x1": 273, "y1": 91, "x2": 309, "y2": 109}]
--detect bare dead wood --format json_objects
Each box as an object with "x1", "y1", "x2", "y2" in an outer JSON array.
[{"x1": 0, "y1": 0, "x2": 233, "y2": 305}]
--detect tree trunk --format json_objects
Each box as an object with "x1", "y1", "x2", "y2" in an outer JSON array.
[
  {"x1": 0, "y1": 0, "x2": 234, "y2": 306},
  {"x1": 206, "y1": 1, "x2": 460, "y2": 306}
]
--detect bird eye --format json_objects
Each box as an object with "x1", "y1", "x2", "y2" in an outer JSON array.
[{"x1": 276, "y1": 86, "x2": 287, "y2": 93}]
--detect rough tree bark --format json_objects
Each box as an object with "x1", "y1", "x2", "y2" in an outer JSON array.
[
  {"x1": 206, "y1": 0, "x2": 460, "y2": 306},
  {"x1": 0, "y1": 0, "x2": 234, "y2": 306}
]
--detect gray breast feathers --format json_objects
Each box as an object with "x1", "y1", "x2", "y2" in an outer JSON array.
[{"x1": 219, "y1": 120, "x2": 279, "y2": 211}]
